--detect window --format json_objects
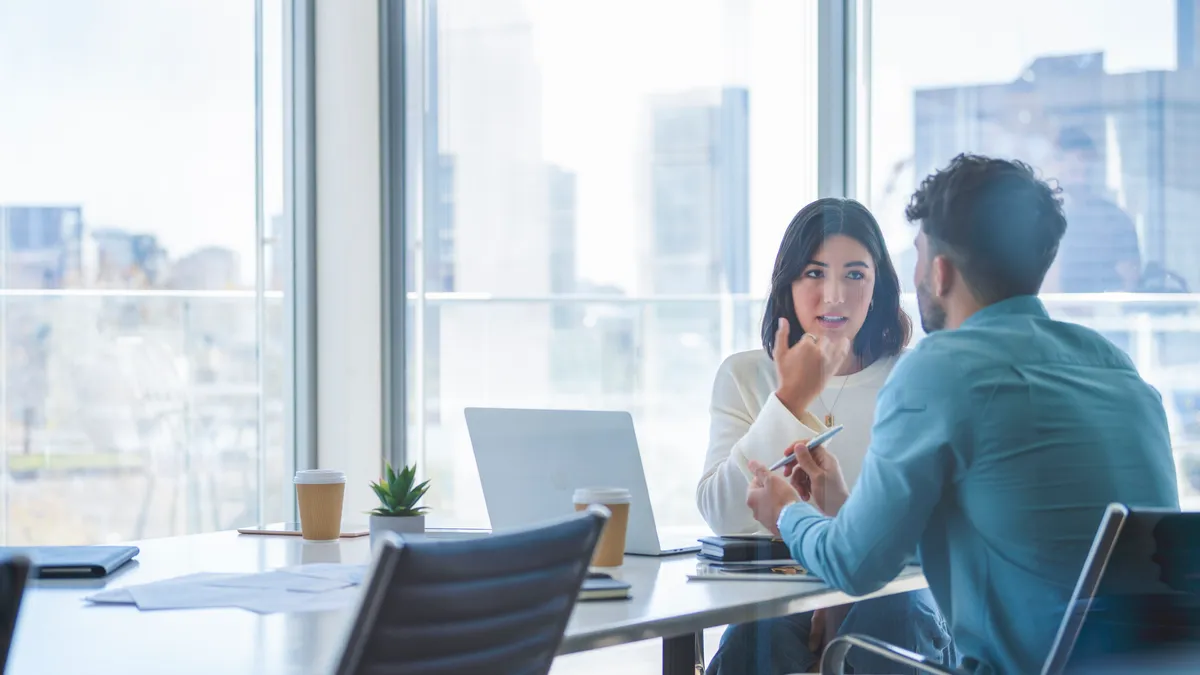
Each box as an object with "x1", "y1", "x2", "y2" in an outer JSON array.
[
  {"x1": 0, "y1": 0, "x2": 289, "y2": 544},
  {"x1": 405, "y1": 0, "x2": 818, "y2": 530},
  {"x1": 864, "y1": 0, "x2": 1200, "y2": 504}
]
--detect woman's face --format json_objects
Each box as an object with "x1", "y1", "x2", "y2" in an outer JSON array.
[{"x1": 791, "y1": 234, "x2": 876, "y2": 341}]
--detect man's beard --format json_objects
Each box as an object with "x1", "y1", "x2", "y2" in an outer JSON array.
[{"x1": 917, "y1": 277, "x2": 947, "y2": 333}]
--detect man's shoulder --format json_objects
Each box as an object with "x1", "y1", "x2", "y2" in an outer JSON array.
[
  {"x1": 878, "y1": 337, "x2": 974, "y2": 404},
  {"x1": 903, "y1": 316, "x2": 1137, "y2": 377},
  {"x1": 895, "y1": 333, "x2": 973, "y2": 377}
]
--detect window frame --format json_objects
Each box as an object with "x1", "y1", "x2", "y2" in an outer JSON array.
[{"x1": 374, "y1": 0, "x2": 861, "y2": 518}]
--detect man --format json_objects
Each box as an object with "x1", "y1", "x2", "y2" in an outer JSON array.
[
  {"x1": 745, "y1": 154, "x2": 1178, "y2": 674},
  {"x1": 1049, "y1": 127, "x2": 1141, "y2": 293}
]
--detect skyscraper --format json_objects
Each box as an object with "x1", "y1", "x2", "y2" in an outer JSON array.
[
  {"x1": 92, "y1": 228, "x2": 167, "y2": 287},
  {"x1": 1181, "y1": 0, "x2": 1199, "y2": 70},
  {"x1": 913, "y1": 52, "x2": 1200, "y2": 291},
  {"x1": 0, "y1": 205, "x2": 83, "y2": 288},
  {"x1": 421, "y1": 0, "x2": 553, "y2": 526},
  {"x1": 640, "y1": 87, "x2": 751, "y2": 403},
  {"x1": 643, "y1": 87, "x2": 750, "y2": 298},
  {"x1": 547, "y1": 163, "x2": 577, "y2": 329},
  {"x1": 0, "y1": 205, "x2": 83, "y2": 440}
]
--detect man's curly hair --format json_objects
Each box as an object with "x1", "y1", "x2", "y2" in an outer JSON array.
[{"x1": 906, "y1": 153, "x2": 1067, "y2": 304}]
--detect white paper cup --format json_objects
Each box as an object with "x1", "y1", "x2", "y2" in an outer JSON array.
[
  {"x1": 573, "y1": 487, "x2": 632, "y2": 566},
  {"x1": 294, "y1": 470, "x2": 347, "y2": 541}
]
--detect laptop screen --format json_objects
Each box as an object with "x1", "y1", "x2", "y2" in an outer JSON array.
[{"x1": 1060, "y1": 508, "x2": 1200, "y2": 673}]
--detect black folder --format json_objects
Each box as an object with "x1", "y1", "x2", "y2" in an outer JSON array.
[{"x1": 0, "y1": 546, "x2": 139, "y2": 578}]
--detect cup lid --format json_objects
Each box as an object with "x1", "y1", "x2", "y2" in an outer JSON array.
[
  {"x1": 572, "y1": 487, "x2": 631, "y2": 504},
  {"x1": 293, "y1": 469, "x2": 347, "y2": 484}
]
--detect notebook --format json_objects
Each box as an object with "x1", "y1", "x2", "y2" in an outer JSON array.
[
  {"x1": 0, "y1": 546, "x2": 140, "y2": 578},
  {"x1": 579, "y1": 572, "x2": 631, "y2": 601},
  {"x1": 697, "y1": 535, "x2": 792, "y2": 563}
]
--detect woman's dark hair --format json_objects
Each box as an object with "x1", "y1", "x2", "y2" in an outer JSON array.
[{"x1": 761, "y1": 198, "x2": 911, "y2": 365}]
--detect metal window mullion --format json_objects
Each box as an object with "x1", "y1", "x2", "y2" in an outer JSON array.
[
  {"x1": 283, "y1": 0, "x2": 318, "y2": 522},
  {"x1": 379, "y1": 0, "x2": 411, "y2": 475},
  {"x1": 817, "y1": 0, "x2": 856, "y2": 199}
]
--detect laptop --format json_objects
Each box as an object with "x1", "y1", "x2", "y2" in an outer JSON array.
[
  {"x1": 464, "y1": 407, "x2": 701, "y2": 556},
  {"x1": 1043, "y1": 503, "x2": 1200, "y2": 674}
]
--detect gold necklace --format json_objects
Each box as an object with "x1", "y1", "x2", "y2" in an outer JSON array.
[
  {"x1": 818, "y1": 355, "x2": 861, "y2": 426},
  {"x1": 817, "y1": 374, "x2": 851, "y2": 427}
]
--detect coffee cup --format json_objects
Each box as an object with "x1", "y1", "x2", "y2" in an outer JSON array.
[
  {"x1": 294, "y1": 469, "x2": 346, "y2": 541},
  {"x1": 573, "y1": 487, "x2": 632, "y2": 567}
]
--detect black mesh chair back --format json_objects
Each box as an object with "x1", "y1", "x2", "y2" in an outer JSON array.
[
  {"x1": 820, "y1": 504, "x2": 1200, "y2": 675},
  {"x1": 334, "y1": 507, "x2": 608, "y2": 675},
  {"x1": 0, "y1": 556, "x2": 30, "y2": 674}
]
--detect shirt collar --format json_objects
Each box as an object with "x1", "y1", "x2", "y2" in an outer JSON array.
[{"x1": 960, "y1": 295, "x2": 1049, "y2": 329}]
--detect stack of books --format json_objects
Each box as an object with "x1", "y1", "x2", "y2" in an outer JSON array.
[
  {"x1": 698, "y1": 534, "x2": 792, "y2": 564},
  {"x1": 691, "y1": 535, "x2": 813, "y2": 581}
]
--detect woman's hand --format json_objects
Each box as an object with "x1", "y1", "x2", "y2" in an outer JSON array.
[{"x1": 773, "y1": 317, "x2": 851, "y2": 419}]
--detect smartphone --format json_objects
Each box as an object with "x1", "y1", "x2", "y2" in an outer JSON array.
[{"x1": 236, "y1": 522, "x2": 369, "y2": 538}]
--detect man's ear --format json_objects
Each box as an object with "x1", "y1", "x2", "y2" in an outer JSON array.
[{"x1": 932, "y1": 255, "x2": 954, "y2": 298}]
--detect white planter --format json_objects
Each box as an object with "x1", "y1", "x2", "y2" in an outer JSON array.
[{"x1": 369, "y1": 514, "x2": 426, "y2": 541}]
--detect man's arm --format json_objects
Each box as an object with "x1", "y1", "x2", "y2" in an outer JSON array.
[{"x1": 779, "y1": 350, "x2": 962, "y2": 596}]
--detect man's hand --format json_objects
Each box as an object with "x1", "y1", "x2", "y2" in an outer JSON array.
[
  {"x1": 782, "y1": 439, "x2": 851, "y2": 517},
  {"x1": 746, "y1": 460, "x2": 800, "y2": 536}
]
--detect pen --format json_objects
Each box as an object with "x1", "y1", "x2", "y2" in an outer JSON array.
[{"x1": 766, "y1": 425, "x2": 845, "y2": 472}]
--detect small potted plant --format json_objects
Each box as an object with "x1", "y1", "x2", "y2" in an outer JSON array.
[{"x1": 368, "y1": 462, "x2": 431, "y2": 539}]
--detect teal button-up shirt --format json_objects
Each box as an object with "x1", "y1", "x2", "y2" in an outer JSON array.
[{"x1": 780, "y1": 295, "x2": 1179, "y2": 674}]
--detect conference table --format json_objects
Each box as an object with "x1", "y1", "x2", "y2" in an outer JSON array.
[{"x1": 7, "y1": 530, "x2": 927, "y2": 675}]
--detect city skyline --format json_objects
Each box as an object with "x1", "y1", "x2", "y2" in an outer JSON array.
[
  {"x1": 912, "y1": 48, "x2": 1200, "y2": 291},
  {"x1": 2, "y1": 0, "x2": 1183, "y2": 298},
  {"x1": 0, "y1": 203, "x2": 273, "y2": 291}
]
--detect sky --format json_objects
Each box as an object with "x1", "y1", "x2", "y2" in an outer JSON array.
[
  {"x1": 0, "y1": 0, "x2": 282, "y2": 283},
  {"x1": 0, "y1": 0, "x2": 1179, "y2": 293}
]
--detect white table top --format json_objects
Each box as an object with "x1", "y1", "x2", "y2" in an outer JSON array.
[{"x1": 8, "y1": 531, "x2": 927, "y2": 674}]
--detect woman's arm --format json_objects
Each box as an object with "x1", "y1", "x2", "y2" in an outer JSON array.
[{"x1": 696, "y1": 355, "x2": 824, "y2": 535}]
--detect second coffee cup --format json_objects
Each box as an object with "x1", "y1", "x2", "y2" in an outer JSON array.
[{"x1": 573, "y1": 487, "x2": 632, "y2": 567}]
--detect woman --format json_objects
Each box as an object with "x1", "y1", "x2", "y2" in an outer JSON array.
[{"x1": 696, "y1": 198, "x2": 954, "y2": 675}]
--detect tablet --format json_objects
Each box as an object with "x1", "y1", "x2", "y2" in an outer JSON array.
[{"x1": 236, "y1": 522, "x2": 369, "y2": 538}]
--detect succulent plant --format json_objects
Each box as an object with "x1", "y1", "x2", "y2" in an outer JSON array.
[{"x1": 368, "y1": 462, "x2": 431, "y2": 517}]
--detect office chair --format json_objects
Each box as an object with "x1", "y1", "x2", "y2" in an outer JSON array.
[
  {"x1": 819, "y1": 504, "x2": 1200, "y2": 675},
  {"x1": 334, "y1": 506, "x2": 608, "y2": 675},
  {"x1": 0, "y1": 555, "x2": 31, "y2": 674}
]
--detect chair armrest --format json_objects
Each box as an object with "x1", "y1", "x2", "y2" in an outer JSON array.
[{"x1": 819, "y1": 634, "x2": 965, "y2": 675}]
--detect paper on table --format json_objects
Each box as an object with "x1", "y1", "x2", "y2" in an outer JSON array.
[
  {"x1": 128, "y1": 579, "x2": 258, "y2": 611},
  {"x1": 206, "y1": 571, "x2": 351, "y2": 594},
  {"x1": 86, "y1": 573, "x2": 245, "y2": 605},
  {"x1": 85, "y1": 567, "x2": 369, "y2": 613},
  {"x1": 279, "y1": 563, "x2": 368, "y2": 585},
  {"x1": 232, "y1": 585, "x2": 362, "y2": 614}
]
